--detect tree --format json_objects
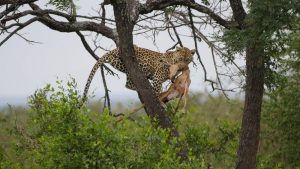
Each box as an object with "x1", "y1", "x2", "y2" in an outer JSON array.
[
  {"x1": 1, "y1": 0, "x2": 298, "y2": 168},
  {"x1": 260, "y1": 15, "x2": 300, "y2": 168},
  {"x1": 110, "y1": 0, "x2": 177, "y2": 134}
]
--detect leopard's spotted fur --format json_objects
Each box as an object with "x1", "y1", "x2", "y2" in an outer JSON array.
[{"x1": 82, "y1": 46, "x2": 195, "y2": 102}]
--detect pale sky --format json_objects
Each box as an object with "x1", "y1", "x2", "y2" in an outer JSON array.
[{"x1": 0, "y1": 1, "x2": 243, "y2": 106}]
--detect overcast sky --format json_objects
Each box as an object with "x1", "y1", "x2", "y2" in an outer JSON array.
[{"x1": 0, "y1": 1, "x2": 242, "y2": 106}]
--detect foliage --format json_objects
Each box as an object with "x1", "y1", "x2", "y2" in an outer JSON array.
[
  {"x1": 259, "y1": 20, "x2": 300, "y2": 168},
  {"x1": 0, "y1": 80, "x2": 242, "y2": 168},
  {"x1": 47, "y1": 0, "x2": 77, "y2": 15},
  {"x1": 221, "y1": 0, "x2": 300, "y2": 89},
  {"x1": 184, "y1": 121, "x2": 240, "y2": 168},
  {"x1": 259, "y1": 70, "x2": 300, "y2": 168},
  {"x1": 0, "y1": 146, "x2": 15, "y2": 169}
]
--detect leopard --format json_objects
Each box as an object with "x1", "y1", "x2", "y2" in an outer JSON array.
[{"x1": 81, "y1": 45, "x2": 195, "y2": 103}]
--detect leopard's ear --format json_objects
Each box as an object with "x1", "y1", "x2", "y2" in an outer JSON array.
[
  {"x1": 176, "y1": 46, "x2": 181, "y2": 51},
  {"x1": 190, "y1": 49, "x2": 196, "y2": 55}
]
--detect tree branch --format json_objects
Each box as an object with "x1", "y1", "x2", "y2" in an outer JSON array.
[
  {"x1": 0, "y1": 4, "x2": 20, "y2": 19},
  {"x1": 211, "y1": 47, "x2": 230, "y2": 99},
  {"x1": 0, "y1": 17, "x2": 37, "y2": 46},
  {"x1": 188, "y1": 7, "x2": 216, "y2": 86},
  {"x1": 100, "y1": 66, "x2": 111, "y2": 114},
  {"x1": 229, "y1": 0, "x2": 247, "y2": 28},
  {"x1": 172, "y1": 11, "x2": 244, "y2": 76},
  {"x1": 75, "y1": 31, "x2": 117, "y2": 76},
  {"x1": 0, "y1": 0, "x2": 37, "y2": 6},
  {"x1": 27, "y1": 3, "x2": 117, "y2": 42},
  {"x1": 165, "y1": 12, "x2": 183, "y2": 47},
  {"x1": 139, "y1": 0, "x2": 236, "y2": 29}
]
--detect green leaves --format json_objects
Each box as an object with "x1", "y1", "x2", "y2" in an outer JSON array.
[
  {"x1": 201, "y1": 0, "x2": 210, "y2": 6},
  {"x1": 15, "y1": 80, "x2": 208, "y2": 168},
  {"x1": 221, "y1": 0, "x2": 300, "y2": 90},
  {"x1": 260, "y1": 36, "x2": 300, "y2": 168},
  {"x1": 48, "y1": 0, "x2": 71, "y2": 10},
  {"x1": 1, "y1": 79, "x2": 241, "y2": 168},
  {"x1": 48, "y1": 0, "x2": 77, "y2": 15},
  {"x1": 185, "y1": 121, "x2": 240, "y2": 168}
]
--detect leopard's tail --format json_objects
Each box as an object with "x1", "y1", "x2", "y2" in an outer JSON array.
[{"x1": 78, "y1": 56, "x2": 107, "y2": 108}]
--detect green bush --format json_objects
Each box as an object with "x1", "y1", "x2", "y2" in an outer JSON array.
[
  {"x1": 1, "y1": 79, "x2": 240, "y2": 168},
  {"x1": 259, "y1": 21, "x2": 300, "y2": 168},
  {"x1": 260, "y1": 71, "x2": 300, "y2": 168}
]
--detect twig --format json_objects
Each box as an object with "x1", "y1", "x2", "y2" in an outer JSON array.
[
  {"x1": 211, "y1": 47, "x2": 229, "y2": 99},
  {"x1": 170, "y1": 21, "x2": 183, "y2": 47},
  {"x1": 166, "y1": 42, "x2": 179, "y2": 51},
  {"x1": 188, "y1": 7, "x2": 216, "y2": 86},
  {"x1": 0, "y1": 17, "x2": 37, "y2": 46},
  {"x1": 100, "y1": 66, "x2": 111, "y2": 114},
  {"x1": 165, "y1": 13, "x2": 183, "y2": 47},
  {"x1": 15, "y1": 32, "x2": 42, "y2": 44},
  {"x1": 137, "y1": 12, "x2": 164, "y2": 23},
  {"x1": 191, "y1": 25, "x2": 243, "y2": 75},
  {"x1": 75, "y1": 31, "x2": 118, "y2": 77}
]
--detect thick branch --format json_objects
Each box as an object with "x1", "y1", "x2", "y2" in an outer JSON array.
[
  {"x1": 229, "y1": 0, "x2": 247, "y2": 28},
  {"x1": 0, "y1": 4, "x2": 19, "y2": 19},
  {"x1": 25, "y1": 3, "x2": 117, "y2": 42},
  {"x1": 0, "y1": 0, "x2": 36, "y2": 6},
  {"x1": 139, "y1": 0, "x2": 235, "y2": 29}
]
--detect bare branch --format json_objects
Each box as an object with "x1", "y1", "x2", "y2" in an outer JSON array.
[
  {"x1": 76, "y1": 31, "x2": 99, "y2": 60},
  {"x1": 188, "y1": 7, "x2": 216, "y2": 86},
  {"x1": 100, "y1": 66, "x2": 111, "y2": 114},
  {"x1": 0, "y1": 0, "x2": 37, "y2": 6},
  {"x1": 211, "y1": 47, "x2": 229, "y2": 99},
  {"x1": 1, "y1": 10, "x2": 33, "y2": 24},
  {"x1": 0, "y1": 4, "x2": 20, "y2": 19},
  {"x1": 172, "y1": 11, "x2": 244, "y2": 76},
  {"x1": 166, "y1": 42, "x2": 179, "y2": 51},
  {"x1": 75, "y1": 31, "x2": 118, "y2": 76},
  {"x1": 137, "y1": 12, "x2": 164, "y2": 23},
  {"x1": 25, "y1": 3, "x2": 117, "y2": 42},
  {"x1": 165, "y1": 12, "x2": 183, "y2": 47},
  {"x1": 100, "y1": 2, "x2": 106, "y2": 25},
  {"x1": 139, "y1": 0, "x2": 236, "y2": 29},
  {"x1": 0, "y1": 17, "x2": 37, "y2": 46},
  {"x1": 15, "y1": 31, "x2": 41, "y2": 44}
]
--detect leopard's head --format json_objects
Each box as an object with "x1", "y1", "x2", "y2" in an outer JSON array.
[
  {"x1": 173, "y1": 46, "x2": 195, "y2": 64},
  {"x1": 166, "y1": 47, "x2": 195, "y2": 82}
]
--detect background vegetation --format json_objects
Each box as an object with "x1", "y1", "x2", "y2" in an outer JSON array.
[
  {"x1": 0, "y1": 71, "x2": 299, "y2": 168},
  {"x1": 0, "y1": 80, "x2": 241, "y2": 169}
]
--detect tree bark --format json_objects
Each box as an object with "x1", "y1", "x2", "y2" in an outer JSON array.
[
  {"x1": 236, "y1": 41, "x2": 264, "y2": 169},
  {"x1": 111, "y1": 0, "x2": 179, "y2": 136},
  {"x1": 228, "y1": 1, "x2": 265, "y2": 168}
]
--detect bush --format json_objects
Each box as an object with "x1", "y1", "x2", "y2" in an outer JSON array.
[
  {"x1": 1, "y1": 79, "x2": 240, "y2": 168},
  {"x1": 260, "y1": 45, "x2": 300, "y2": 168}
]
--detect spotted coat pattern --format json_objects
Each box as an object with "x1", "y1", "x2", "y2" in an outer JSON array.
[{"x1": 82, "y1": 46, "x2": 195, "y2": 101}]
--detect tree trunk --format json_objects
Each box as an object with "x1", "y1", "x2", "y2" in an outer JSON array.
[
  {"x1": 236, "y1": 41, "x2": 264, "y2": 169},
  {"x1": 111, "y1": 0, "x2": 179, "y2": 136}
]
